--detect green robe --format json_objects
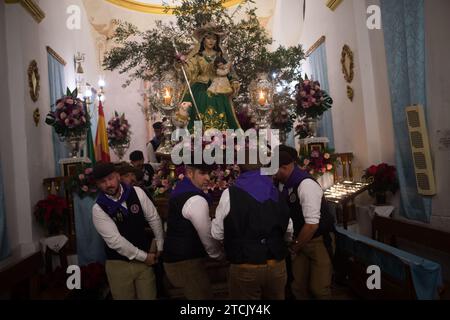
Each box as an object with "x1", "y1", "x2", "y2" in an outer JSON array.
[{"x1": 182, "y1": 53, "x2": 240, "y2": 131}]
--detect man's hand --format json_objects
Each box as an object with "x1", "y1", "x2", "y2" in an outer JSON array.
[{"x1": 144, "y1": 253, "x2": 157, "y2": 266}]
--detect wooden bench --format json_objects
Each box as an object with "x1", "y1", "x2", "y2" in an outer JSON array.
[
  {"x1": 0, "y1": 251, "x2": 43, "y2": 299},
  {"x1": 372, "y1": 215, "x2": 450, "y2": 298}
]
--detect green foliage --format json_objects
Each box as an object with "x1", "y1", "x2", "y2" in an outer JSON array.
[{"x1": 103, "y1": 0, "x2": 305, "y2": 101}]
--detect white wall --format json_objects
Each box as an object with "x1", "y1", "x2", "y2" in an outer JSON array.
[
  {"x1": 1, "y1": 0, "x2": 100, "y2": 255},
  {"x1": 299, "y1": 0, "x2": 395, "y2": 178},
  {"x1": 425, "y1": 0, "x2": 450, "y2": 231}
]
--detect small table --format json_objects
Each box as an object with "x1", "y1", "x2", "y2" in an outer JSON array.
[{"x1": 324, "y1": 181, "x2": 371, "y2": 229}]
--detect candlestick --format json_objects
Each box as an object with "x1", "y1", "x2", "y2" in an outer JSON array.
[
  {"x1": 163, "y1": 88, "x2": 172, "y2": 106},
  {"x1": 258, "y1": 90, "x2": 266, "y2": 106}
]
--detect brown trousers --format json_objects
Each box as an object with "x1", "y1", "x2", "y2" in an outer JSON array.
[
  {"x1": 163, "y1": 258, "x2": 213, "y2": 300},
  {"x1": 229, "y1": 260, "x2": 287, "y2": 300},
  {"x1": 291, "y1": 235, "x2": 334, "y2": 300},
  {"x1": 105, "y1": 260, "x2": 157, "y2": 300}
]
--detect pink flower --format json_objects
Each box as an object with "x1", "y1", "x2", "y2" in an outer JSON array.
[
  {"x1": 78, "y1": 174, "x2": 85, "y2": 180},
  {"x1": 81, "y1": 185, "x2": 89, "y2": 192},
  {"x1": 324, "y1": 153, "x2": 330, "y2": 159},
  {"x1": 56, "y1": 102, "x2": 64, "y2": 110},
  {"x1": 321, "y1": 168, "x2": 326, "y2": 173},
  {"x1": 303, "y1": 159, "x2": 310, "y2": 166},
  {"x1": 85, "y1": 168, "x2": 93, "y2": 174},
  {"x1": 60, "y1": 112, "x2": 67, "y2": 120},
  {"x1": 311, "y1": 150, "x2": 320, "y2": 158},
  {"x1": 161, "y1": 179, "x2": 170, "y2": 188},
  {"x1": 327, "y1": 164, "x2": 333, "y2": 171},
  {"x1": 66, "y1": 99, "x2": 74, "y2": 105},
  {"x1": 178, "y1": 174, "x2": 184, "y2": 180}
]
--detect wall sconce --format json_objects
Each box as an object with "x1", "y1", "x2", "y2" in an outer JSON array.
[
  {"x1": 74, "y1": 52, "x2": 86, "y2": 98},
  {"x1": 97, "y1": 77, "x2": 106, "y2": 102}
]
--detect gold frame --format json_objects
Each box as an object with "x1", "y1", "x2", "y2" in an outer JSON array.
[
  {"x1": 326, "y1": 0, "x2": 343, "y2": 11},
  {"x1": 106, "y1": 0, "x2": 243, "y2": 14},
  {"x1": 341, "y1": 44, "x2": 354, "y2": 83},
  {"x1": 306, "y1": 36, "x2": 326, "y2": 57},
  {"x1": 46, "y1": 46, "x2": 67, "y2": 66},
  {"x1": 5, "y1": 0, "x2": 45, "y2": 23},
  {"x1": 27, "y1": 60, "x2": 40, "y2": 102}
]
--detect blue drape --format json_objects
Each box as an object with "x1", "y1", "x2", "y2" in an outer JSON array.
[
  {"x1": 47, "y1": 53, "x2": 68, "y2": 176},
  {"x1": 308, "y1": 42, "x2": 335, "y2": 149},
  {"x1": 73, "y1": 194, "x2": 106, "y2": 266},
  {"x1": 381, "y1": 0, "x2": 432, "y2": 222},
  {"x1": 0, "y1": 161, "x2": 10, "y2": 261}
]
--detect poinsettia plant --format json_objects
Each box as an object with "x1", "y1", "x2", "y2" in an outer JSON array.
[
  {"x1": 45, "y1": 88, "x2": 90, "y2": 137},
  {"x1": 362, "y1": 163, "x2": 399, "y2": 196},
  {"x1": 34, "y1": 195, "x2": 68, "y2": 235}
]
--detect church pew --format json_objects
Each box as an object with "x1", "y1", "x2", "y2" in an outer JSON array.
[
  {"x1": 372, "y1": 215, "x2": 450, "y2": 255},
  {"x1": 372, "y1": 215, "x2": 450, "y2": 298},
  {"x1": 335, "y1": 226, "x2": 443, "y2": 300}
]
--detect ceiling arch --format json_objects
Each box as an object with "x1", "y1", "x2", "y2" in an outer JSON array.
[{"x1": 105, "y1": 0, "x2": 244, "y2": 14}]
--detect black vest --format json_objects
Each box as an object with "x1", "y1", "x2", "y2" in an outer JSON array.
[
  {"x1": 224, "y1": 186, "x2": 290, "y2": 264},
  {"x1": 285, "y1": 177, "x2": 335, "y2": 239},
  {"x1": 163, "y1": 192, "x2": 208, "y2": 263},
  {"x1": 97, "y1": 187, "x2": 151, "y2": 261}
]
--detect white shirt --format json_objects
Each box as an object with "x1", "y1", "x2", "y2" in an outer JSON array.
[
  {"x1": 92, "y1": 186, "x2": 164, "y2": 262},
  {"x1": 211, "y1": 189, "x2": 294, "y2": 242},
  {"x1": 182, "y1": 196, "x2": 225, "y2": 260},
  {"x1": 278, "y1": 179, "x2": 323, "y2": 225}
]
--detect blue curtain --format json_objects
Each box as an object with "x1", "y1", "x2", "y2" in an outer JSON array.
[
  {"x1": 381, "y1": 0, "x2": 432, "y2": 222},
  {"x1": 0, "y1": 161, "x2": 10, "y2": 261},
  {"x1": 73, "y1": 194, "x2": 106, "y2": 266},
  {"x1": 47, "y1": 53, "x2": 68, "y2": 176},
  {"x1": 308, "y1": 43, "x2": 335, "y2": 149}
]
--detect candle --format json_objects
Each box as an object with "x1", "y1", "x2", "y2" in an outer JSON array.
[
  {"x1": 258, "y1": 90, "x2": 266, "y2": 106},
  {"x1": 163, "y1": 88, "x2": 172, "y2": 105}
]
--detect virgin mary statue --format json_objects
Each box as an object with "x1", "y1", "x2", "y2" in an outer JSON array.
[{"x1": 180, "y1": 23, "x2": 241, "y2": 131}]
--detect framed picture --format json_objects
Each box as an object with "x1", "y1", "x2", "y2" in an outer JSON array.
[{"x1": 308, "y1": 142, "x2": 326, "y2": 154}]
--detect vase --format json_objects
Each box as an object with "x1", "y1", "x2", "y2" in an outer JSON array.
[
  {"x1": 375, "y1": 192, "x2": 387, "y2": 205},
  {"x1": 305, "y1": 118, "x2": 318, "y2": 137},
  {"x1": 112, "y1": 142, "x2": 130, "y2": 161},
  {"x1": 62, "y1": 131, "x2": 87, "y2": 158}
]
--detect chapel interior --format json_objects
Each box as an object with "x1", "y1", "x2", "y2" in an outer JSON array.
[{"x1": 0, "y1": 0, "x2": 449, "y2": 301}]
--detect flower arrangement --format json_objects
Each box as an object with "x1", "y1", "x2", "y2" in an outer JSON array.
[
  {"x1": 34, "y1": 195, "x2": 68, "y2": 235},
  {"x1": 151, "y1": 161, "x2": 241, "y2": 198},
  {"x1": 107, "y1": 111, "x2": 131, "y2": 147},
  {"x1": 45, "y1": 88, "x2": 90, "y2": 138},
  {"x1": 271, "y1": 92, "x2": 297, "y2": 135},
  {"x1": 69, "y1": 165, "x2": 98, "y2": 198},
  {"x1": 295, "y1": 76, "x2": 333, "y2": 120},
  {"x1": 362, "y1": 163, "x2": 399, "y2": 199},
  {"x1": 299, "y1": 148, "x2": 335, "y2": 177}
]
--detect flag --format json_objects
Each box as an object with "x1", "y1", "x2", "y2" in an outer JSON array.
[{"x1": 95, "y1": 100, "x2": 111, "y2": 162}]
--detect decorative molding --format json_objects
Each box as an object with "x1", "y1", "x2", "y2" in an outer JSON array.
[
  {"x1": 5, "y1": 0, "x2": 45, "y2": 23},
  {"x1": 306, "y1": 36, "x2": 326, "y2": 57},
  {"x1": 326, "y1": 0, "x2": 343, "y2": 11},
  {"x1": 341, "y1": 44, "x2": 354, "y2": 83},
  {"x1": 46, "y1": 46, "x2": 67, "y2": 66},
  {"x1": 105, "y1": 0, "x2": 243, "y2": 14},
  {"x1": 33, "y1": 108, "x2": 40, "y2": 126}
]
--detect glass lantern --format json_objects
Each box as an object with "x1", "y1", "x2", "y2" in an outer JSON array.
[
  {"x1": 149, "y1": 71, "x2": 183, "y2": 155},
  {"x1": 250, "y1": 73, "x2": 274, "y2": 130}
]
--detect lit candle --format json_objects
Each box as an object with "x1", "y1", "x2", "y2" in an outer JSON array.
[
  {"x1": 163, "y1": 88, "x2": 172, "y2": 105},
  {"x1": 258, "y1": 90, "x2": 266, "y2": 106}
]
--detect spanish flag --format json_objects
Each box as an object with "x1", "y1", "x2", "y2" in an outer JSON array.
[{"x1": 95, "y1": 100, "x2": 111, "y2": 162}]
